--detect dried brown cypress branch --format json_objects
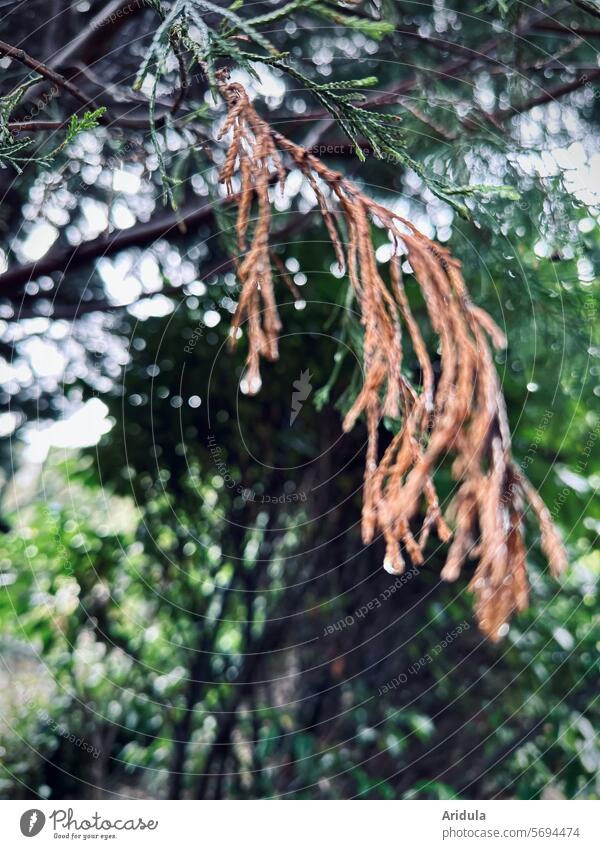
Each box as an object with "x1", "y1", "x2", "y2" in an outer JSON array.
[{"x1": 215, "y1": 76, "x2": 567, "y2": 639}]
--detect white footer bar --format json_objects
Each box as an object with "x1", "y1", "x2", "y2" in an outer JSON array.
[{"x1": 0, "y1": 800, "x2": 597, "y2": 848}]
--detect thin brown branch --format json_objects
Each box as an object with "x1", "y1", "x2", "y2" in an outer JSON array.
[
  {"x1": 573, "y1": 0, "x2": 600, "y2": 20},
  {"x1": 298, "y1": 7, "x2": 569, "y2": 149},
  {"x1": 7, "y1": 119, "x2": 73, "y2": 133},
  {"x1": 11, "y1": 0, "x2": 150, "y2": 132},
  {"x1": 7, "y1": 114, "x2": 167, "y2": 132},
  {"x1": 0, "y1": 39, "x2": 200, "y2": 133},
  {"x1": 496, "y1": 66, "x2": 600, "y2": 118},
  {"x1": 299, "y1": 42, "x2": 498, "y2": 150},
  {"x1": 394, "y1": 27, "x2": 509, "y2": 66},
  {"x1": 0, "y1": 38, "x2": 102, "y2": 112},
  {"x1": 1, "y1": 200, "x2": 306, "y2": 305},
  {"x1": 18, "y1": 0, "x2": 149, "y2": 113},
  {"x1": 0, "y1": 201, "x2": 216, "y2": 297},
  {"x1": 533, "y1": 21, "x2": 600, "y2": 36}
]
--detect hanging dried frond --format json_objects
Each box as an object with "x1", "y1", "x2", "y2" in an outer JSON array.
[{"x1": 215, "y1": 75, "x2": 567, "y2": 640}]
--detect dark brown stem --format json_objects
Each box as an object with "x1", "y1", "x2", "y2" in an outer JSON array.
[
  {"x1": 496, "y1": 67, "x2": 600, "y2": 118},
  {"x1": 7, "y1": 119, "x2": 73, "y2": 133},
  {"x1": 0, "y1": 39, "x2": 102, "y2": 112},
  {"x1": 299, "y1": 34, "x2": 503, "y2": 151},
  {"x1": 2, "y1": 199, "x2": 306, "y2": 306},
  {"x1": 0, "y1": 201, "x2": 217, "y2": 297},
  {"x1": 7, "y1": 114, "x2": 168, "y2": 132},
  {"x1": 14, "y1": 0, "x2": 150, "y2": 115},
  {"x1": 0, "y1": 38, "x2": 174, "y2": 132},
  {"x1": 573, "y1": 0, "x2": 600, "y2": 20},
  {"x1": 533, "y1": 22, "x2": 600, "y2": 37}
]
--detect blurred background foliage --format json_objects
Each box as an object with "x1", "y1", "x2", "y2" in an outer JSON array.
[{"x1": 0, "y1": 0, "x2": 598, "y2": 799}]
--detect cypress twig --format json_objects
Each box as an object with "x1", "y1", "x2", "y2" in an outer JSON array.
[{"x1": 216, "y1": 78, "x2": 567, "y2": 640}]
